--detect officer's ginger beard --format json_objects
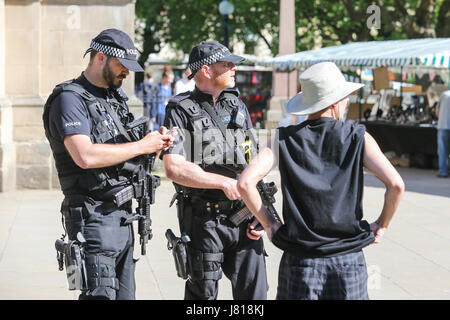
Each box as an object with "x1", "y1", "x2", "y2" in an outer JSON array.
[
  {"x1": 194, "y1": 62, "x2": 237, "y2": 104},
  {"x1": 85, "y1": 52, "x2": 129, "y2": 89}
]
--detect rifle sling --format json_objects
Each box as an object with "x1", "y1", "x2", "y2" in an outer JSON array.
[{"x1": 100, "y1": 98, "x2": 133, "y2": 142}]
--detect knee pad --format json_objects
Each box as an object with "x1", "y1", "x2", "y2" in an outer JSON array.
[{"x1": 85, "y1": 254, "x2": 119, "y2": 291}]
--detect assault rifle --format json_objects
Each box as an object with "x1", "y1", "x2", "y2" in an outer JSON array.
[
  {"x1": 117, "y1": 117, "x2": 161, "y2": 255},
  {"x1": 220, "y1": 143, "x2": 283, "y2": 230},
  {"x1": 229, "y1": 180, "x2": 280, "y2": 229}
]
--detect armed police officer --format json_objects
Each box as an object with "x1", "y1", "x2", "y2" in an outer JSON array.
[
  {"x1": 43, "y1": 29, "x2": 175, "y2": 300},
  {"x1": 162, "y1": 41, "x2": 268, "y2": 300}
]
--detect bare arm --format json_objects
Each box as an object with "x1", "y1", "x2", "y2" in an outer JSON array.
[
  {"x1": 237, "y1": 147, "x2": 281, "y2": 241},
  {"x1": 363, "y1": 132, "x2": 405, "y2": 243},
  {"x1": 163, "y1": 153, "x2": 242, "y2": 200},
  {"x1": 64, "y1": 129, "x2": 174, "y2": 169}
]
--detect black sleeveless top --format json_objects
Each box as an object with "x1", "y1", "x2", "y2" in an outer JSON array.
[{"x1": 272, "y1": 118, "x2": 375, "y2": 257}]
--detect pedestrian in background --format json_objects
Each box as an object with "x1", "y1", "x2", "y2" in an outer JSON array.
[
  {"x1": 155, "y1": 70, "x2": 174, "y2": 130},
  {"x1": 138, "y1": 71, "x2": 159, "y2": 128},
  {"x1": 174, "y1": 68, "x2": 195, "y2": 95},
  {"x1": 436, "y1": 89, "x2": 450, "y2": 178}
]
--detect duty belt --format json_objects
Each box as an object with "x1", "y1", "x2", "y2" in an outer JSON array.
[{"x1": 188, "y1": 195, "x2": 240, "y2": 214}]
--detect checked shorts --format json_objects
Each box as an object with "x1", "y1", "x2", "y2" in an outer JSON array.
[{"x1": 276, "y1": 250, "x2": 369, "y2": 300}]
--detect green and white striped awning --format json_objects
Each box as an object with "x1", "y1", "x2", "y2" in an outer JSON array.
[{"x1": 251, "y1": 38, "x2": 450, "y2": 70}]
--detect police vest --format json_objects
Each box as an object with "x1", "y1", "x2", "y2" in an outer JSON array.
[
  {"x1": 43, "y1": 78, "x2": 134, "y2": 193},
  {"x1": 166, "y1": 89, "x2": 259, "y2": 169}
]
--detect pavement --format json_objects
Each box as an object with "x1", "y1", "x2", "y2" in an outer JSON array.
[{"x1": 0, "y1": 166, "x2": 449, "y2": 300}]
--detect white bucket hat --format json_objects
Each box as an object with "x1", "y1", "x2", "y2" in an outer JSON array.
[{"x1": 286, "y1": 62, "x2": 364, "y2": 116}]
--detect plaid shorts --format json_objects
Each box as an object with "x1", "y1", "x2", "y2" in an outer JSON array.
[{"x1": 276, "y1": 250, "x2": 369, "y2": 300}]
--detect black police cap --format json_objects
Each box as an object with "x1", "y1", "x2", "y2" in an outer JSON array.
[
  {"x1": 83, "y1": 28, "x2": 144, "y2": 72},
  {"x1": 188, "y1": 41, "x2": 245, "y2": 80}
]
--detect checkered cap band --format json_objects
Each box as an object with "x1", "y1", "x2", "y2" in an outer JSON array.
[
  {"x1": 90, "y1": 40, "x2": 126, "y2": 59},
  {"x1": 189, "y1": 47, "x2": 229, "y2": 73}
]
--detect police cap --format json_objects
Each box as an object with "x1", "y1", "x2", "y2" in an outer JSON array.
[
  {"x1": 83, "y1": 28, "x2": 144, "y2": 72},
  {"x1": 188, "y1": 41, "x2": 245, "y2": 80}
]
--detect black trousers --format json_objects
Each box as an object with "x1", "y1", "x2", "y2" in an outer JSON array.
[
  {"x1": 180, "y1": 200, "x2": 268, "y2": 300},
  {"x1": 62, "y1": 196, "x2": 136, "y2": 300}
]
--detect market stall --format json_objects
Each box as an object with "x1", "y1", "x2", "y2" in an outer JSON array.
[{"x1": 249, "y1": 38, "x2": 450, "y2": 168}]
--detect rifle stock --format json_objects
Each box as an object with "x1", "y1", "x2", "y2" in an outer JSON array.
[{"x1": 219, "y1": 162, "x2": 282, "y2": 229}]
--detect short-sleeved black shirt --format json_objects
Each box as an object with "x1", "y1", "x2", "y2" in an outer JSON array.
[
  {"x1": 272, "y1": 118, "x2": 375, "y2": 257},
  {"x1": 162, "y1": 87, "x2": 254, "y2": 200},
  {"x1": 47, "y1": 73, "x2": 109, "y2": 194}
]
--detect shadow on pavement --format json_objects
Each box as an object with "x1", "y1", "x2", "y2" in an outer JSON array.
[{"x1": 363, "y1": 167, "x2": 450, "y2": 198}]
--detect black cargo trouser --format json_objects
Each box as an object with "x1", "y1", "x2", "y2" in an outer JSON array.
[
  {"x1": 61, "y1": 195, "x2": 136, "y2": 300},
  {"x1": 179, "y1": 199, "x2": 268, "y2": 300}
]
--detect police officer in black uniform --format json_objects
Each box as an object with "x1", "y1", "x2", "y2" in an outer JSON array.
[
  {"x1": 43, "y1": 29, "x2": 174, "y2": 300},
  {"x1": 162, "y1": 41, "x2": 268, "y2": 300}
]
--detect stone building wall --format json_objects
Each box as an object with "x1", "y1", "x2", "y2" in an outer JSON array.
[{"x1": 0, "y1": 0, "x2": 142, "y2": 192}]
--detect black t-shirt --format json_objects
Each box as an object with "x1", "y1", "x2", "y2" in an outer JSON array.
[
  {"x1": 47, "y1": 74, "x2": 108, "y2": 194},
  {"x1": 272, "y1": 118, "x2": 375, "y2": 257},
  {"x1": 162, "y1": 87, "x2": 254, "y2": 200}
]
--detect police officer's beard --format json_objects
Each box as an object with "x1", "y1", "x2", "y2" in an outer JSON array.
[
  {"x1": 102, "y1": 60, "x2": 123, "y2": 89},
  {"x1": 211, "y1": 70, "x2": 235, "y2": 89}
]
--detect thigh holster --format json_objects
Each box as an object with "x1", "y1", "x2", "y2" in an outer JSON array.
[
  {"x1": 188, "y1": 249, "x2": 224, "y2": 281},
  {"x1": 85, "y1": 254, "x2": 120, "y2": 291}
]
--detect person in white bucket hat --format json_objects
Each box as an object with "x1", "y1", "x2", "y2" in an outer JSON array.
[
  {"x1": 285, "y1": 62, "x2": 363, "y2": 119},
  {"x1": 237, "y1": 62, "x2": 405, "y2": 300}
]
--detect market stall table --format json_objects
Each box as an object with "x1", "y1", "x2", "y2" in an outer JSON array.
[{"x1": 363, "y1": 120, "x2": 438, "y2": 168}]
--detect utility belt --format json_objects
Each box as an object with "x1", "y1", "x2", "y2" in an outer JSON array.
[
  {"x1": 171, "y1": 191, "x2": 254, "y2": 228},
  {"x1": 63, "y1": 184, "x2": 134, "y2": 211},
  {"x1": 188, "y1": 195, "x2": 242, "y2": 215},
  {"x1": 60, "y1": 194, "x2": 124, "y2": 219}
]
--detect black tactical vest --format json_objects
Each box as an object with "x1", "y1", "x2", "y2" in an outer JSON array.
[
  {"x1": 166, "y1": 89, "x2": 259, "y2": 199},
  {"x1": 43, "y1": 78, "x2": 134, "y2": 193}
]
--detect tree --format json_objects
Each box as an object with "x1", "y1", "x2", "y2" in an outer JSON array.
[
  {"x1": 294, "y1": 0, "x2": 450, "y2": 52},
  {"x1": 135, "y1": 0, "x2": 449, "y2": 62},
  {"x1": 135, "y1": 1, "x2": 166, "y2": 66},
  {"x1": 135, "y1": 0, "x2": 280, "y2": 62}
]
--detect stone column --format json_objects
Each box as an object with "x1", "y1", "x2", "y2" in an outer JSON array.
[
  {"x1": 6, "y1": 0, "x2": 51, "y2": 189},
  {"x1": 265, "y1": 0, "x2": 297, "y2": 129},
  {"x1": 2, "y1": 0, "x2": 140, "y2": 191},
  {"x1": 0, "y1": 0, "x2": 16, "y2": 192}
]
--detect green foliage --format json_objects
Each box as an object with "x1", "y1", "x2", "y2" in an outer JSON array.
[
  {"x1": 295, "y1": 0, "x2": 450, "y2": 52},
  {"x1": 136, "y1": 0, "x2": 279, "y2": 58},
  {"x1": 136, "y1": 0, "x2": 450, "y2": 59}
]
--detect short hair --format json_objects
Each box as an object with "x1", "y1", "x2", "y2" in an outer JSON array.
[
  {"x1": 162, "y1": 71, "x2": 173, "y2": 79},
  {"x1": 89, "y1": 50, "x2": 112, "y2": 64},
  {"x1": 89, "y1": 50, "x2": 98, "y2": 61},
  {"x1": 146, "y1": 71, "x2": 153, "y2": 79}
]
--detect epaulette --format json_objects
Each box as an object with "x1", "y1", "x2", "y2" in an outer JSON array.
[
  {"x1": 223, "y1": 87, "x2": 240, "y2": 97},
  {"x1": 168, "y1": 91, "x2": 192, "y2": 104},
  {"x1": 56, "y1": 81, "x2": 96, "y2": 102}
]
